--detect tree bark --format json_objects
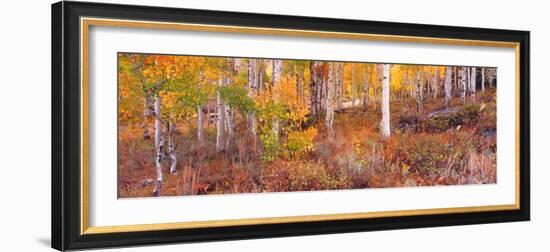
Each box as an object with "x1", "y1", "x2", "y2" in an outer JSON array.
[
  {"x1": 420, "y1": 68, "x2": 424, "y2": 102},
  {"x1": 216, "y1": 77, "x2": 226, "y2": 152},
  {"x1": 444, "y1": 66, "x2": 452, "y2": 108},
  {"x1": 153, "y1": 96, "x2": 164, "y2": 196},
  {"x1": 225, "y1": 104, "x2": 234, "y2": 149},
  {"x1": 415, "y1": 68, "x2": 421, "y2": 113},
  {"x1": 272, "y1": 59, "x2": 282, "y2": 139},
  {"x1": 272, "y1": 59, "x2": 283, "y2": 86},
  {"x1": 320, "y1": 63, "x2": 326, "y2": 112},
  {"x1": 380, "y1": 64, "x2": 391, "y2": 140},
  {"x1": 481, "y1": 67, "x2": 485, "y2": 93},
  {"x1": 225, "y1": 59, "x2": 235, "y2": 149},
  {"x1": 258, "y1": 60, "x2": 265, "y2": 93},
  {"x1": 248, "y1": 59, "x2": 257, "y2": 134},
  {"x1": 296, "y1": 68, "x2": 304, "y2": 103},
  {"x1": 309, "y1": 61, "x2": 318, "y2": 117},
  {"x1": 470, "y1": 67, "x2": 477, "y2": 102},
  {"x1": 460, "y1": 67, "x2": 467, "y2": 104},
  {"x1": 403, "y1": 67, "x2": 409, "y2": 104},
  {"x1": 336, "y1": 63, "x2": 343, "y2": 111},
  {"x1": 325, "y1": 63, "x2": 335, "y2": 139},
  {"x1": 454, "y1": 67, "x2": 458, "y2": 96},
  {"x1": 168, "y1": 118, "x2": 177, "y2": 174},
  {"x1": 362, "y1": 65, "x2": 369, "y2": 111},
  {"x1": 351, "y1": 64, "x2": 356, "y2": 108},
  {"x1": 433, "y1": 67, "x2": 439, "y2": 99},
  {"x1": 197, "y1": 105, "x2": 204, "y2": 143}
]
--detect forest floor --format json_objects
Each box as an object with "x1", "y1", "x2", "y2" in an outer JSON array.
[{"x1": 118, "y1": 89, "x2": 497, "y2": 198}]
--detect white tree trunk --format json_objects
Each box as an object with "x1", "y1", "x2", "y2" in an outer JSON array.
[
  {"x1": 470, "y1": 67, "x2": 477, "y2": 102},
  {"x1": 335, "y1": 63, "x2": 343, "y2": 111},
  {"x1": 225, "y1": 104, "x2": 234, "y2": 149},
  {"x1": 272, "y1": 59, "x2": 282, "y2": 138},
  {"x1": 248, "y1": 59, "x2": 258, "y2": 134},
  {"x1": 258, "y1": 60, "x2": 265, "y2": 93},
  {"x1": 272, "y1": 59, "x2": 283, "y2": 85},
  {"x1": 168, "y1": 120, "x2": 177, "y2": 174},
  {"x1": 325, "y1": 63, "x2": 335, "y2": 138},
  {"x1": 420, "y1": 68, "x2": 424, "y2": 102},
  {"x1": 444, "y1": 66, "x2": 452, "y2": 108},
  {"x1": 206, "y1": 96, "x2": 211, "y2": 127},
  {"x1": 380, "y1": 64, "x2": 391, "y2": 140},
  {"x1": 415, "y1": 69, "x2": 421, "y2": 112},
  {"x1": 143, "y1": 92, "x2": 152, "y2": 139},
  {"x1": 351, "y1": 64, "x2": 356, "y2": 108},
  {"x1": 197, "y1": 105, "x2": 204, "y2": 143},
  {"x1": 481, "y1": 67, "x2": 485, "y2": 93},
  {"x1": 216, "y1": 77, "x2": 225, "y2": 152},
  {"x1": 362, "y1": 65, "x2": 369, "y2": 111},
  {"x1": 460, "y1": 67, "x2": 467, "y2": 104},
  {"x1": 153, "y1": 96, "x2": 164, "y2": 196},
  {"x1": 309, "y1": 61, "x2": 318, "y2": 117}
]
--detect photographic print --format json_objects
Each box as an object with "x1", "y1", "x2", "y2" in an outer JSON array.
[
  {"x1": 118, "y1": 53, "x2": 497, "y2": 198},
  {"x1": 53, "y1": 3, "x2": 529, "y2": 249}
]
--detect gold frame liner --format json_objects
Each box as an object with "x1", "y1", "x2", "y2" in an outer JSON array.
[{"x1": 80, "y1": 17, "x2": 521, "y2": 235}]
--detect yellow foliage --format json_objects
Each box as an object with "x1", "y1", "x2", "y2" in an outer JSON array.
[
  {"x1": 285, "y1": 127, "x2": 318, "y2": 159},
  {"x1": 272, "y1": 76, "x2": 309, "y2": 127}
]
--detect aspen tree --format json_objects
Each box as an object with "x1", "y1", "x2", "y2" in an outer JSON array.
[
  {"x1": 153, "y1": 96, "x2": 164, "y2": 196},
  {"x1": 460, "y1": 67, "x2": 467, "y2": 104},
  {"x1": 380, "y1": 64, "x2": 391, "y2": 140},
  {"x1": 325, "y1": 63, "x2": 335, "y2": 138},
  {"x1": 216, "y1": 76, "x2": 225, "y2": 152},
  {"x1": 444, "y1": 66, "x2": 453, "y2": 108}
]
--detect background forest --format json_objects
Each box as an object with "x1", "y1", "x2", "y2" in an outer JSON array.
[{"x1": 118, "y1": 53, "x2": 497, "y2": 197}]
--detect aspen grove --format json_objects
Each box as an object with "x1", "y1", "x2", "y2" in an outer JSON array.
[{"x1": 118, "y1": 53, "x2": 497, "y2": 197}]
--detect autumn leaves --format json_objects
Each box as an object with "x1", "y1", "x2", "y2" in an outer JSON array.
[{"x1": 118, "y1": 53, "x2": 496, "y2": 196}]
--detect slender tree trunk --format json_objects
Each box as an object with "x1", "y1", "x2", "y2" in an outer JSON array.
[
  {"x1": 470, "y1": 67, "x2": 477, "y2": 102},
  {"x1": 206, "y1": 96, "x2": 211, "y2": 127},
  {"x1": 248, "y1": 59, "x2": 257, "y2": 134},
  {"x1": 380, "y1": 64, "x2": 391, "y2": 140},
  {"x1": 258, "y1": 60, "x2": 265, "y2": 93},
  {"x1": 454, "y1": 67, "x2": 458, "y2": 96},
  {"x1": 272, "y1": 59, "x2": 283, "y2": 138},
  {"x1": 317, "y1": 65, "x2": 324, "y2": 114},
  {"x1": 415, "y1": 68, "x2": 421, "y2": 113},
  {"x1": 403, "y1": 68, "x2": 409, "y2": 105},
  {"x1": 153, "y1": 96, "x2": 164, "y2": 196},
  {"x1": 225, "y1": 104, "x2": 234, "y2": 149},
  {"x1": 309, "y1": 61, "x2": 318, "y2": 117},
  {"x1": 433, "y1": 67, "x2": 439, "y2": 99},
  {"x1": 336, "y1": 63, "x2": 343, "y2": 111},
  {"x1": 362, "y1": 65, "x2": 369, "y2": 111},
  {"x1": 226, "y1": 59, "x2": 236, "y2": 149},
  {"x1": 216, "y1": 77, "x2": 226, "y2": 152},
  {"x1": 325, "y1": 63, "x2": 335, "y2": 139},
  {"x1": 444, "y1": 66, "x2": 452, "y2": 108},
  {"x1": 197, "y1": 105, "x2": 204, "y2": 143},
  {"x1": 143, "y1": 91, "x2": 152, "y2": 140},
  {"x1": 168, "y1": 118, "x2": 177, "y2": 174},
  {"x1": 351, "y1": 64, "x2": 356, "y2": 108},
  {"x1": 460, "y1": 67, "x2": 467, "y2": 104},
  {"x1": 296, "y1": 69, "x2": 304, "y2": 103},
  {"x1": 481, "y1": 67, "x2": 485, "y2": 93},
  {"x1": 420, "y1": 68, "x2": 424, "y2": 102},
  {"x1": 320, "y1": 64, "x2": 327, "y2": 111},
  {"x1": 273, "y1": 59, "x2": 282, "y2": 85}
]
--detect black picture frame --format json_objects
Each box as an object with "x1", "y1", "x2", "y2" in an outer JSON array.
[{"x1": 52, "y1": 1, "x2": 530, "y2": 251}]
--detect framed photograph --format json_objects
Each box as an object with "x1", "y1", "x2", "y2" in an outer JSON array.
[{"x1": 52, "y1": 1, "x2": 530, "y2": 250}]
